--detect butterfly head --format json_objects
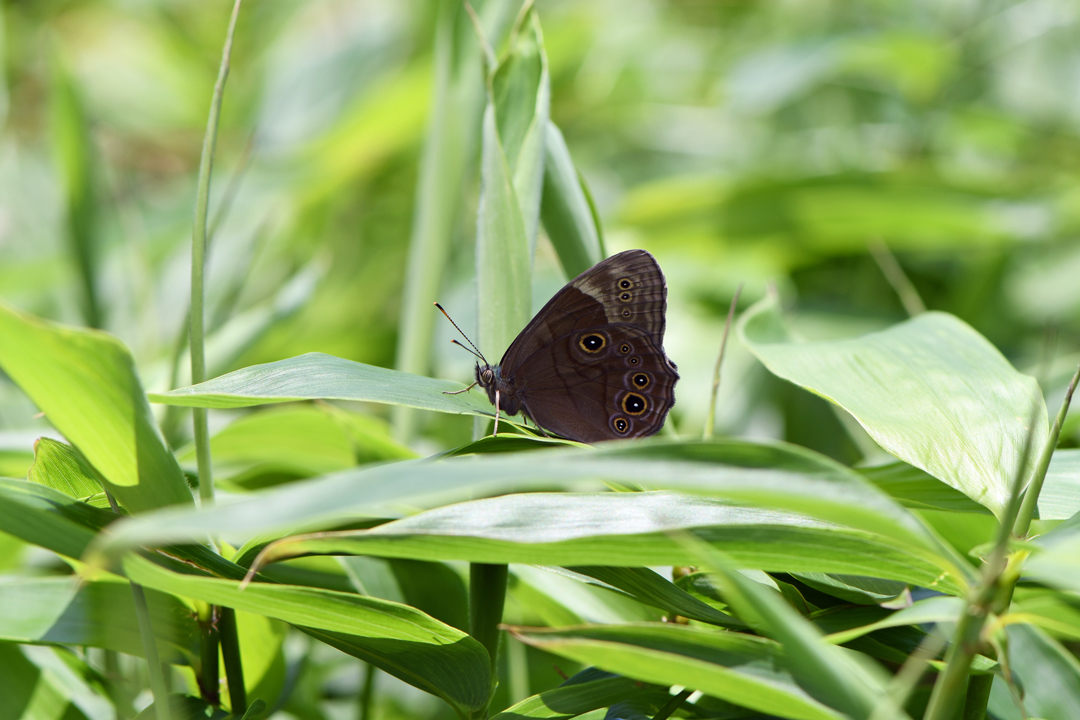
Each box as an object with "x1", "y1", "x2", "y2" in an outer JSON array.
[{"x1": 475, "y1": 362, "x2": 521, "y2": 416}]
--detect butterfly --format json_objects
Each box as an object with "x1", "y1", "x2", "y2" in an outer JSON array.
[{"x1": 439, "y1": 249, "x2": 678, "y2": 443}]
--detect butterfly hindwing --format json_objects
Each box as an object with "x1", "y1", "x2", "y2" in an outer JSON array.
[{"x1": 513, "y1": 324, "x2": 678, "y2": 442}]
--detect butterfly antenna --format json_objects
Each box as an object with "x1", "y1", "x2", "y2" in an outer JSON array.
[
  {"x1": 451, "y1": 339, "x2": 485, "y2": 361},
  {"x1": 434, "y1": 302, "x2": 488, "y2": 363}
]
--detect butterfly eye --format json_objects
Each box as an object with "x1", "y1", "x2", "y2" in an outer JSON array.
[
  {"x1": 619, "y1": 343, "x2": 631, "y2": 354},
  {"x1": 621, "y1": 308, "x2": 631, "y2": 318},
  {"x1": 629, "y1": 356, "x2": 640, "y2": 365},
  {"x1": 579, "y1": 333, "x2": 606, "y2": 353},
  {"x1": 619, "y1": 291, "x2": 632, "y2": 302},
  {"x1": 632, "y1": 373, "x2": 650, "y2": 388},
  {"x1": 618, "y1": 278, "x2": 632, "y2": 290},
  {"x1": 612, "y1": 417, "x2": 630, "y2": 434},
  {"x1": 622, "y1": 393, "x2": 647, "y2": 415}
]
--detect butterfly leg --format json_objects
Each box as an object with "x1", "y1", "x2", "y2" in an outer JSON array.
[
  {"x1": 493, "y1": 390, "x2": 501, "y2": 437},
  {"x1": 443, "y1": 380, "x2": 478, "y2": 396}
]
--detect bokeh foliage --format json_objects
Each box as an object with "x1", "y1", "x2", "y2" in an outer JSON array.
[{"x1": 2, "y1": 0, "x2": 1080, "y2": 719}]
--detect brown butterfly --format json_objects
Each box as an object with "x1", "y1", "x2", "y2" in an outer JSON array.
[{"x1": 439, "y1": 249, "x2": 678, "y2": 443}]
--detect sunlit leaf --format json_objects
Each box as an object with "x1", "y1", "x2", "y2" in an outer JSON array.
[
  {"x1": 0, "y1": 304, "x2": 192, "y2": 513},
  {"x1": 739, "y1": 295, "x2": 1048, "y2": 518}
]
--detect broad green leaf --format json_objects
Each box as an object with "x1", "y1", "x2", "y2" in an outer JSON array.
[
  {"x1": 567, "y1": 566, "x2": 742, "y2": 627},
  {"x1": 255, "y1": 491, "x2": 964, "y2": 593},
  {"x1": 738, "y1": 295, "x2": 1048, "y2": 518},
  {"x1": 493, "y1": 8, "x2": 550, "y2": 251},
  {"x1": 0, "y1": 575, "x2": 197, "y2": 663},
  {"x1": 0, "y1": 304, "x2": 192, "y2": 513},
  {"x1": 511, "y1": 623, "x2": 847, "y2": 720},
  {"x1": 0, "y1": 644, "x2": 92, "y2": 720},
  {"x1": 27, "y1": 438, "x2": 103, "y2": 501},
  {"x1": 687, "y1": 543, "x2": 898, "y2": 720},
  {"x1": 857, "y1": 462, "x2": 989, "y2": 514},
  {"x1": 512, "y1": 565, "x2": 660, "y2": 626},
  {"x1": 1040, "y1": 449, "x2": 1080, "y2": 521},
  {"x1": 477, "y1": 100, "x2": 532, "y2": 362},
  {"x1": 176, "y1": 406, "x2": 413, "y2": 488},
  {"x1": 150, "y1": 352, "x2": 493, "y2": 415},
  {"x1": 492, "y1": 670, "x2": 663, "y2": 720},
  {"x1": 1005, "y1": 624, "x2": 1080, "y2": 720},
  {"x1": 540, "y1": 122, "x2": 604, "y2": 279},
  {"x1": 120, "y1": 553, "x2": 490, "y2": 715},
  {"x1": 97, "y1": 439, "x2": 969, "y2": 586}
]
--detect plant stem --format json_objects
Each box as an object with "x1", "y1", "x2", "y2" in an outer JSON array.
[
  {"x1": 924, "y1": 404, "x2": 1040, "y2": 720},
  {"x1": 868, "y1": 236, "x2": 926, "y2": 317},
  {"x1": 652, "y1": 689, "x2": 692, "y2": 720},
  {"x1": 1013, "y1": 362, "x2": 1080, "y2": 538},
  {"x1": 219, "y1": 607, "x2": 246, "y2": 714},
  {"x1": 469, "y1": 562, "x2": 508, "y2": 710},
  {"x1": 190, "y1": 0, "x2": 242, "y2": 507},
  {"x1": 961, "y1": 674, "x2": 993, "y2": 720},
  {"x1": 704, "y1": 285, "x2": 742, "y2": 440},
  {"x1": 358, "y1": 663, "x2": 376, "y2": 720},
  {"x1": 131, "y1": 582, "x2": 173, "y2": 720},
  {"x1": 198, "y1": 603, "x2": 220, "y2": 706}
]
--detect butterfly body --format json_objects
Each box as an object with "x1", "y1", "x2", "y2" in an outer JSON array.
[{"x1": 474, "y1": 249, "x2": 678, "y2": 443}]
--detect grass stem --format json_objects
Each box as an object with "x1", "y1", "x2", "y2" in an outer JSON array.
[
  {"x1": 704, "y1": 285, "x2": 742, "y2": 440},
  {"x1": 868, "y1": 237, "x2": 926, "y2": 317},
  {"x1": 131, "y1": 582, "x2": 173, "y2": 720}
]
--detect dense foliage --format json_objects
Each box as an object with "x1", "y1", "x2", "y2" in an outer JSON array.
[{"x1": 1, "y1": 1, "x2": 1079, "y2": 720}]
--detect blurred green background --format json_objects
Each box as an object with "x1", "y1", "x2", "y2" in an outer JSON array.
[
  {"x1": 3, "y1": 0, "x2": 1080, "y2": 462},
  {"x1": 3, "y1": 0, "x2": 1080, "y2": 715}
]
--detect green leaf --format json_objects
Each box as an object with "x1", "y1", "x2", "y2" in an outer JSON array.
[
  {"x1": 97, "y1": 440, "x2": 968, "y2": 589},
  {"x1": 49, "y1": 51, "x2": 101, "y2": 329},
  {"x1": 0, "y1": 304, "x2": 192, "y2": 513},
  {"x1": 0, "y1": 575, "x2": 198, "y2": 664},
  {"x1": 1040, "y1": 449, "x2": 1080, "y2": 521},
  {"x1": 1006, "y1": 624, "x2": 1080, "y2": 720},
  {"x1": 392, "y1": 0, "x2": 519, "y2": 441},
  {"x1": 0, "y1": 644, "x2": 92, "y2": 720},
  {"x1": 567, "y1": 566, "x2": 743, "y2": 627},
  {"x1": 150, "y1": 352, "x2": 493, "y2": 415},
  {"x1": 27, "y1": 438, "x2": 103, "y2": 501},
  {"x1": 493, "y1": 8, "x2": 550, "y2": 250},
  {"x1": 511, "y1": 623, "x2": 847, "y2": 720},
  {"x1": 822, "y1": 595, "x2": 963, "y2": 644},
  {"x1": 858, "y1": 461, "x2": 990, "y2": 514},
  {"x1": 686, "y1": 543, "x2": 898, "y2": 720},
  {"x1": 477, "y1": 101, "x2": 532, "y2": 361},
  {"x1": 120, "y1": 553, "x2": 491, "y2": 715},
  {"x1": 176, "y1": 406, "x2": 414, "y2": 488},
  {"x1": 257, "y1": 491, "x2": 964, "y2": 593},
  {"x1": 0, "y1": 477, "x2": 111, "y2": 560},
  {"x1": 540, "y1": 122, "x2": 604, "y2": 279},
  {"x1": 738, "y1": 295, "x2": 1048, "y2": 518},
  {"x1": 491, "y1": 671, "x2": 663, "y2": 720}
]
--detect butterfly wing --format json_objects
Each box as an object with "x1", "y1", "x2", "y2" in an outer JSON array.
[
  {"x1": 497, "y1": 249, "x2": 678, "y2": 442},
  {"x1": 514, "y1": 324, "x2": 678, "y2": 442},
  {"x1": 498, "y1": 249, "x2": 668, "y2": 369}
]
